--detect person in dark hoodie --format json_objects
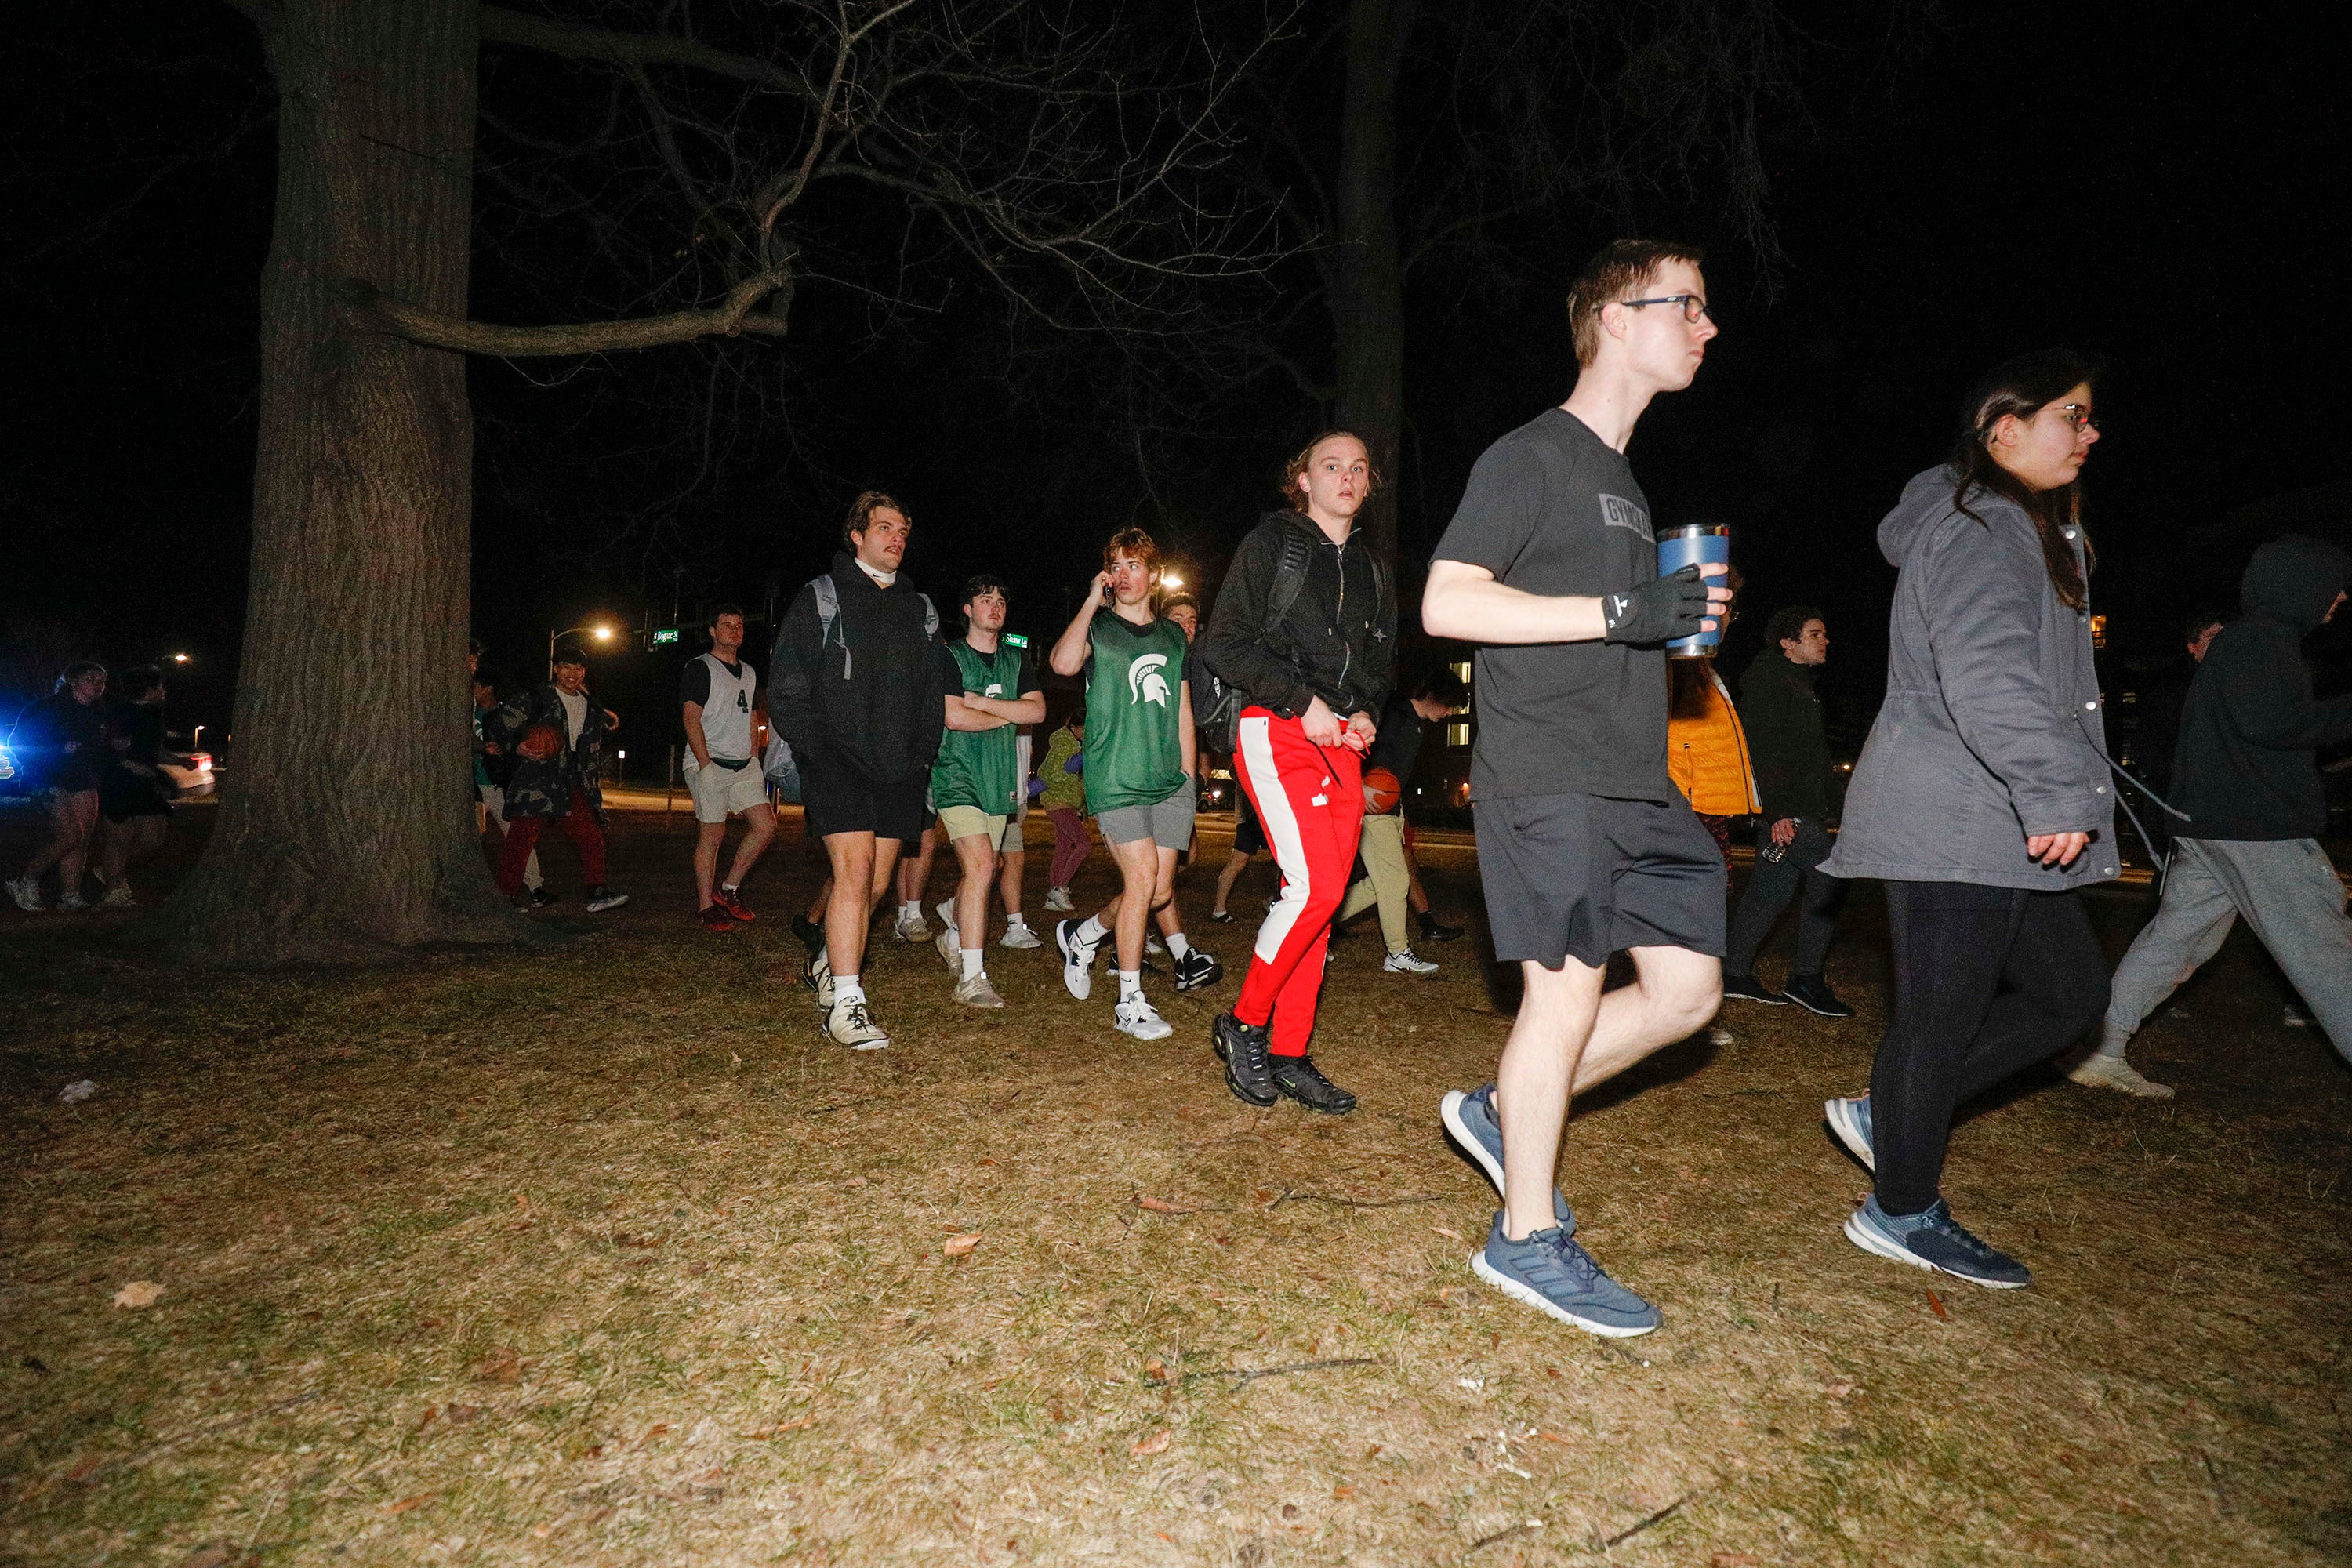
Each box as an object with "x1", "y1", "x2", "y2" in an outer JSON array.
[
  {"x1": 1818, "y1": 349, "x2": 2117, "y2": 1292},
  {"x1": 1721, "y1": 605, "x2": 1852, "y2": 1016},
  {"x1": 2074, "y1": 534, "x2": 2352, "y2": 1096},
  {"x1": 1199, "y1": 430, "x2": 1396, "y2": 1117},
  {"x1": 769, "y1": 490, "x2": 960, "y2": 1051}
]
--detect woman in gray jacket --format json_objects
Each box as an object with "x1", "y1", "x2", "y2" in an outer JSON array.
[{"x1": 1819, "y1": 350, "x2": 2118, "y2": 1290}]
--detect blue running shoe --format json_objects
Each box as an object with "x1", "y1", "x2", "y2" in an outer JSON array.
[
  {"x1": 1470, "y1": 1214, "x2": 1658, "y2": 1338},
  {"x1": 1439, "y1": 1085, "x2": 1574, "y2": 1234},
  {"x1": 1824, "y1": 1094, "x2": 1874, "y2": 1172},
  {"x1": 1844, "y1": 1196, "x2": 2031, "y2": 1290}
]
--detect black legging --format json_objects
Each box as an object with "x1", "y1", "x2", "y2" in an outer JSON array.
[{"x1": 1871, "y1": 881, "x2": 2109, "y2": 1215}]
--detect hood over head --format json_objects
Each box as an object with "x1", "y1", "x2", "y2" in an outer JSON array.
[{"x1": 2240, "y1": 533, "x2": 2352, "y2": 634}]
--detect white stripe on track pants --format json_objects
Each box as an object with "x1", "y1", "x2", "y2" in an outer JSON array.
[{"x1": 1234, "y1": 709, "x2": 1367, "y2": 1056}]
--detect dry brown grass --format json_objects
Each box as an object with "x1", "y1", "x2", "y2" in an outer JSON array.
[{"x1": 2, "y1": 808, "x2": 2347, "y2": 1566}]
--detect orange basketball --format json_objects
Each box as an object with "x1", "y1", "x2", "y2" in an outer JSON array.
[
  {"x1": 1362, "y1": 766, "x2": 1402, "y2": 814},
  {"x1": 517, "y1": 722, "x2": 565, "y2": 762}
]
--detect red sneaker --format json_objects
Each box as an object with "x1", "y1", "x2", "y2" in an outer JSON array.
[
  {"x1": 695, "y1": 904, "x2": 737, "y2": 933},
  {"x1": 711, "y1": 887, "x2": 757, "y2": 923}
]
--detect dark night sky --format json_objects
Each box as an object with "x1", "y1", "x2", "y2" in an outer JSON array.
[{"x1": 5, "y1": 2, "x2": 2347, "y2": 750}]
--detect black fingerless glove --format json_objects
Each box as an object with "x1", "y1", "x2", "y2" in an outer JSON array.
[{"x1": 1601, "y1": 564, "x2": 1711, "y2": 646}]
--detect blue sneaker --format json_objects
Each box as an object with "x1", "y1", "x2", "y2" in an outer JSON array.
[
  {"x1": 1439, "y1": 1085, "x2": 1574, "y2": 1233},
  {"x1": 1844, "y1": 1196, "x2": 2031, "y2": 1290},
  {"x1": 1824, "y1": 1094, "x2": 1874, "y2": 1172},
  {"x1": 1471, "y1": 1214, "x2": 1658, "y2": 1338}
]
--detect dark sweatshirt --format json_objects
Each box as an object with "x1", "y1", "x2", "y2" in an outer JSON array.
[
  {"x1": 2171, "y1": 534, "x2": 2352, "y2": 841},
  {"x1": 1200, "y1": 511, "x2": 1394, "y2": 721},
  {"x1": 1737, "y1": 649, "x2": 1835, "y2": 822},
  {"x1": 768, "y1": 552, "x2": 956, "y2": 782}
]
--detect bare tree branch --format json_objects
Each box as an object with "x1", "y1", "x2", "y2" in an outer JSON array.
[{"x1": 337, "y1": 269, "x2": 791, "y2": 356}]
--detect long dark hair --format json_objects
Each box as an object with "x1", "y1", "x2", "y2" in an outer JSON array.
[{"x1": 1951, "y1": 349, "x2": 2101, "y2": 610}]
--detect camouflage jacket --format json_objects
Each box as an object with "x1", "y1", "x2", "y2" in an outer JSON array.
[{"x1": 487, "y1": 684, "x2": 612, "y2": 822}]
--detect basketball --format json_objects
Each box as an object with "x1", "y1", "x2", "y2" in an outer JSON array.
[
  {"x1": 1362, "y1": 766, "x2": 1402, "y2": 813},
  {"x1": 517, "y1": 722, "x2": 565, "y2": 762}
]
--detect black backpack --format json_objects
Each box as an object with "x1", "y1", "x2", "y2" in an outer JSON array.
[{"x1": 1196, "y1": 527, "x2": 1385, "y2": 753}]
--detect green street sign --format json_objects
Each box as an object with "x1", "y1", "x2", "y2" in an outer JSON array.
[
  {"x1": 651, "y1": 628, "x2": 681, "y2": 645},
  {"x1": 1003, "y1": 633, "x2": 1029, "y2": 648}
]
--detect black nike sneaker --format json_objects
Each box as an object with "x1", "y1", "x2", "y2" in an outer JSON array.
[
  {"x1": 1174, "y1": 948, "x2": 1223, "y2": 992},
  {"x1": 1212, "y1": 1012, "x2": 1276, "y2": 1106},
  {"x1": 1271, "y1": 1054, "x2": 1357, "y2": 1116}
]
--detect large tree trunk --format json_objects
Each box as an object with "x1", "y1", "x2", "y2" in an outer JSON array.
[
  {"x1": 148, "y1": 0, "x2": 528, "y2": 965},
  {"x1": 1326, "y1": 0, "x2": 1413, "y2": 579}
]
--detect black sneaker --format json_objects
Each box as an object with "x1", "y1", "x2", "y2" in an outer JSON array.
[
  {"x1": 1212, "y1": 1012, "x2": 1276, "y2": 1106},
  {"x1": 1721, "y1": 973, "x2": 1786, "y2": 1005},
  {"x1": 1174, "y1": 948, "x2": 1223, "y2": 992},
  {"x1": 1208, "y1": 909, "x2": 1235, "y2": 924},
  {"x1": 528, "y1": 887, "x2": 558, "y2": 909},
  {"x1": 1416, "y1": 912, "x2": 1466, "y2": 944},
  {"x1": 1271, "y1": 1054, "x2": 1357, "y2": 1116},
  {"x1": 791, "y1": 913, "x2": 826, "y2": 957},
  {"x1": 1782, "y1": 974, "x2": 1855, "y2": 1018}
]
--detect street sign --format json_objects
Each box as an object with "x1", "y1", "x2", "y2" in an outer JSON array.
[{"x1": 650, "y1": 628, "x2": 681, "y2": 645}]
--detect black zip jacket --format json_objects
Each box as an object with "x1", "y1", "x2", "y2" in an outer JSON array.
[
  {"x1": 768, "y1": 552, "x2": 956, "y2": 782},
  {"x1": 2172, "y1": 533, "x2": 2352, "y2": 840},
  {"x1": 1737, "y1": 650, "x2": 1835, "y2": 821},
  {"x1": 1200, "y1": 511, "x2": 1394, "y2": 722}
]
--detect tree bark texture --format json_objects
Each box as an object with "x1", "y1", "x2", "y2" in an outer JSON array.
[
  {"x1": 150, "y1": 0, "x2": 526, "y2": 964},
  {"x1": 1326, "y1": 0, "x2": 1413, "y2": 579}
]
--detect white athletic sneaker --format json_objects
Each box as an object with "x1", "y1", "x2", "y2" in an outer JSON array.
[
  {"x1": 58, "y1": 893, "x2": 89, "y2": 912},
  {"x1": 824, "y1": 996, "x2": 891, "y2": 1050},
  {"x1": 2067, "y1": 1053, "x2": 2175, "y2": 1099},
  {"x1": 933, "y1": 901, "x2": 965, "y2": 964},
  {"x1": 953, "y1": 971, "x2": 1007, "y2": 1009},
  {"x1": 1044, "y1": 887, "x2": 1073, "y2": 913},
  {"x1": 1055, "y1": 919, "x2": 1099, "y2": 1000},
  {"x1": 1382, "y1": 949, "x2": 1439, "y2": 975},
  {"x1": 934, "y1": 927, "x2": 961, "y2": 973},
  {"x1": 893, "y1": 906, "x2": 931, "y2": 942},
  {"x1": 1114, "y1": 996, "x2": 1173, "y2": 1040},
  {"x1": 805, "y1": 950, "x2": 834, "y2": 1011},
  {"x1": 100, "y1": 887, "x2": 136, "y2": 909},
  {"x1": 999, "y1": 920, "x2": 1043, "y2": 949},
  {"x1": 5, "y1": 877, "x2": 45, "y2": 912}
]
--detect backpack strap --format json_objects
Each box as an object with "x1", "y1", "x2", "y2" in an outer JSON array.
[
  {"x1": 1261, "y1": 528, "x2": 1316, "y2": 637},
  {"x1": 811, "y1": 573, "x2": 848, "y2": 678}
]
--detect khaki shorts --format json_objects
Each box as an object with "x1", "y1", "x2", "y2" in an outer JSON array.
[
  {"x1": 684, "y1": 758, "x2": 769, "y2": 824},
  {"x1": 938, "y1": 803, "x2": 1015, "y2": 850}
]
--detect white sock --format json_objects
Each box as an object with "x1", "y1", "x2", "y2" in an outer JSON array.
[
  {"x1": 961, "y1": 947, "x2": 984, "y2": 980},
  {"x1": 1117, "y1": 969, "x2": 1143, "y2": 1003},
  {"x1": 834, "y1": 975, "x2": 865, "y2": 1005},
  {"x1": 721, "y1": 881, "x2": 739, "y2": 894},
  {"x1": 1079, "y1": 914, "x2": 1109, "y2": 945},
  {"x1": 1007, "y1": 913, "x2": 1029, "y2": 930},
  {"x1": 900, "y1": 900, "x2": 920, "y2": 918},
  {"x1": 1164, "y1": 932, "x2": 1191, "y2": 961}
]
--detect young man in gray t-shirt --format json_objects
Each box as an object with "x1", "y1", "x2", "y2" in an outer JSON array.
[{"x1": 1423, "y1": 239, "x2": 1732, "y2": 1340}]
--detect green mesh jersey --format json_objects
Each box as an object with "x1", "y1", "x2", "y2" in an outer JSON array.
[
  {"x1": 931, "y1": 639, "x2": 1033, "y2": 815},
  {"x1": 1082, "y1": 609, "x2": 1188, "y2": 811}
]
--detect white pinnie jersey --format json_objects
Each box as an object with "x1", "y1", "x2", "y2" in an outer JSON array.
[{"x1": 695, "y1": 652, "x2": 759, "y2": 761}]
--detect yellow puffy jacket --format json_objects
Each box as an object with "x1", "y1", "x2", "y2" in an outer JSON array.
[{"x1": 1668, "y1": 663, "x2": 1759, "y2": 816}]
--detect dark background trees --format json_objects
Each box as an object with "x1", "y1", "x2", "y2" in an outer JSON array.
[{"x1": 4, "y1": 2, "x2": 2350, "y2": 963}]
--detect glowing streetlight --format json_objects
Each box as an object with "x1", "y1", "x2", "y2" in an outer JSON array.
[
  {"x1": 549, "y1": 621, "x2": 619, "y2": 667},
  {"x1": 1162, "y1": 575, "x2": 1184, "y2": 590},
  {"x1": 171, "y1": 652, "x2": 191, "y2": 664}
]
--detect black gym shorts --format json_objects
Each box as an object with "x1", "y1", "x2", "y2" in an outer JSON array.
[
  {"x1": 798, "y1": 753, "x2": 929, "y2": 844},
  {"x1": 1473, "y1": 789, "x2": 1727, "y2": 968}
]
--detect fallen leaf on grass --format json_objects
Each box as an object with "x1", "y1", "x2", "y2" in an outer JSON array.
[
  {"x1": 1537, "y1": 1431, "x2": 1575, "y2": 1444},
  {"x1": 1143, "y1": 1357, "x2": 1168, "y2": 1381},
  {"x1": 443, "y1": 1403, "x2": 484, "y2": 1425},
  {"x1": 942, "y1": 1233, "x2": 981, "y2": 1257},
  {"x1": 1332, "y1": 1485, "x2": 1355, "y2": 1499},
  {"x1": 416, "y1": 1405, "x2": 439, "y2": 1431},
  {"x1": 64, "y1": 1457, "x2": 104, "y2": 1485},
  {"x1": 383, "y1": 1492, "x2": 434, "y2": 1515},
  {"x1": 743, "y1": 1417, "x2": 815, "y2": 1438},
  {"x1": 1430, "y1": 1224, "x2": 1464, "y2": 1241},
  {"x1": 1926, "y1": 1291, "x2": 1948, "y2": 1320},
  {"x1": 112, "y1": 1281, "x2": 162, "y2": 1309},
  {"x1": 1130, "y1": 1429, "x2": 1172, "y2": 1457},
  {"x1": 471, "y1": 1348, "x2": 521, "y2": 1383},
  {"x1": 529, "y1": 1521, "x2": 564, "y2": 1540},
  {"x1": 1134, "y1": 1194, "x2": 1193, "y2": 1214},
  {"x1": 633, "y1": 1422, "x2": 671, "y2": 1448}
]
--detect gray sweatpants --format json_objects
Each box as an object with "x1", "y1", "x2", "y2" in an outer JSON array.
[{"x1": 2099, "y1": 836, "x2": 2352, "y2": 1065}]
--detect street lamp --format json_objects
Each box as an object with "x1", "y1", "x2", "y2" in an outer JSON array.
[
  {"x1": 171, "y1": 652, "x2": 191, "y2": 665},
  {"x1": 548, "y1": 622, "x2": 616, "y2": 669}
]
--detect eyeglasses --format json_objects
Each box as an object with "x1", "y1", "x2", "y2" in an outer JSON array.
[
  {"x1": 1617, "y1": 294, "x2": 1713, "y2": 324},
  {"x1": 2051, "y1": 403, "x2": 2099, "y2": 434}
]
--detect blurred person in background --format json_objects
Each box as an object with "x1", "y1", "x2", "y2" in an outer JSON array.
[
  {"x1": 473, "y1": 666, "x2": 548, "y2": 908},
  {"x1": 93, "y1": 666, "x2": 174, "y2": 908},
  {"x1": 1038, "y1": 710, "x2": 1091, "y2": 910},
  {"x1": 7, "y1": 662, "x2": 108, "y2": 913}
]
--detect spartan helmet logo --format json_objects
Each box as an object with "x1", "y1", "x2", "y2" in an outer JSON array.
[{"x1": 1127, "y1": 652, "x2": 1171, "y2": 708}]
